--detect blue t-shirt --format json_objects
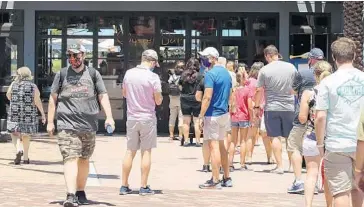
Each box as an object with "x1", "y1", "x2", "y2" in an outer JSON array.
[{"x1": 204, "y1": 66, "x2": 232, "y2": 117}]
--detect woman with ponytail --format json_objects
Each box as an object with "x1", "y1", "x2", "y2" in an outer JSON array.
[{"x1": 298, "y1": 61, "x2": 332, "y2": 207}]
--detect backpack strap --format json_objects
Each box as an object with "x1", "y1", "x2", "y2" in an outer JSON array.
[
  {"x1": 87, "y1": 66, "x2": 98, "y2": 95},
  {"x1": 58, "y1": 67, "x2": 69, "y2": 95}
]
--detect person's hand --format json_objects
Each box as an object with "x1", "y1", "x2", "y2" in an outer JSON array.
[
  {"x1": 355, "y1": 170, "x2": 364, "y2": 193},
  {"x1": 105, "y1": 117, "x2": 115, "y2": 131},
  {"x1": 318, "y1": 147, "x2": 324, "y2": 158},
  {"x1": 47, "y1": 122, "x2": 55, "y2": 137},
  {"x1": 41, "y1": 114, "x2": 46, "y2": 125},
  {"x1": 198, "y1": 116, "x2": 204, "y2": 131}
]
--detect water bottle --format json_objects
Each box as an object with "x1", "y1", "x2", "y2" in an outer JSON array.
[{"x1": 106, "y1": 124, "x2": 114, "y2": 135}]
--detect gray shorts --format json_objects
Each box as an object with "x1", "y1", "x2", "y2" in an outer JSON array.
[
  {"x1": 203, "y1": 113, "x2": 230, "y2": 141},
  {"x1": 264, "y1": 111, "x2": 294, "y2": 138},
  {"x1": 126, "y1": 119, "x2": 157, "y2": 151}
]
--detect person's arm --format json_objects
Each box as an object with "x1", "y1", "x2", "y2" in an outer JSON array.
[
  {"x1": 199, "y1": 73, "x2": 214, "y2": 117},
  {"x1": 247, "y1": 97, "x2": 253, "y2": 122},
  {"x1": 33, "y1": 86, "x2": 46, "y2": 119},
  {"x1": 47, "y1": 73, "x2": 61, "y2": 135},
  {"x1": 195, "y1": 78, "x2": 204, "y2": 102},
  {"x1": 152, "y1": 75, "x2": 163, "y2": 106},
  {"x1": 6, "y1": 82, "x2": 14, "y2": 100},
  {"x1": 356, "y1": 109, "x2": 364, "y2": 173},
  {"x1": 94, "y1": 71, "x2": 113, "y2": 121},
  {"x1": 292, "y1": 70, "x2": 301, "y2": 95},
  {"x1": 298, "y1": 90, "x2": 312, "y2": 124},
  {"x1": 315, "y1": 82, "x2": 329, "y2": 149},
  {"x1": 254, "y1": 70, "x2": 265, "y2": 108}
]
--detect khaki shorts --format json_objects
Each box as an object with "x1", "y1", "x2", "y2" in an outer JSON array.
[
  {"x1": 324, "y1": 151, "x2": 356, "y2": 196},
  {"x1": 127, "y1": 119, "x2": 157, "y2": 151},
  {"x1": 58, "y1": 130, "x2": 96, "y2": 161},
  {"x1": 287, "y1": 124, "x2": 306, "y2": 154},
  {"x1": 203, "y1": 113, "x2": 230, "y2": 141}
]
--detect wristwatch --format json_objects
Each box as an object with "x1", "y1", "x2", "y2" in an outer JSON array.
[{"x1": 253, "y1": 106, "x2": 260, "y2": 109}]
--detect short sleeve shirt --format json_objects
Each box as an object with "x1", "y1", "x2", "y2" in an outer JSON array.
[
  {"x1": 316, "y1": 68, "x2": 364, "y2": 152},
  {"x1": 51, "y1": 67, "x2": 107, "y2": 132},
  {"x1": 204, "y1": 66, "x2": 232, "y2": 117}
]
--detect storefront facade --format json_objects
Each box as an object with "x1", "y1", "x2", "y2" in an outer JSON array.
[{"x1": 0, "y1": 1, "x2": 343, "y2": 132}]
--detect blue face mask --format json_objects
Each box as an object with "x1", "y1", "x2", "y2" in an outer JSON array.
[{"x1": 201, "y1": 57, "x2": 211, "y2": 68}]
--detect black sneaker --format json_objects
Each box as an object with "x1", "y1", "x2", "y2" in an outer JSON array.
[
  {"x1": 229, "y1": 165, "x2": 235, "y2": 172},
  {"x1": 75, "y1": 191, "x2": 89, "y2": 205},
  {"x1": 199, "y1": 179, "x2": 222, "y2": 189},
  {"x1": 180, "y1": 137, "x2": 185, "y2": 146},
  {"x1": 23, "y1": 159, "x2": 30, "y2": 164},
  {"x1": 14, "y1": 151, "x2": 23, "y2": 165},
  {"x1": 139, "y1": 185, "x2": 155, "y2": 196},
  {"x1": 202, "y1": 165, "x2": 211, "y2": 172},
  {"x1": 63, "y1": 193, "x2": 79, "y2": 207}
]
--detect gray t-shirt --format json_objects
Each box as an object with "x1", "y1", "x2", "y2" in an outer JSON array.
[
  {"x1": 51, "y1": 67, "x2": 107, "y2": 132},
  {"x1": 257, "y1": 60, "x2": 296, "y2": 111}
]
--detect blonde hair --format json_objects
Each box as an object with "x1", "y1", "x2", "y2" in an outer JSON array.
[
  {"x1": 14, "y1": 66, "x2": 33, "y2": 82},
  {"x1": 313, "y1": 61, "x2": 332, "y2": 83},
  {"x1": 226, "y1": 61, "x2": 235, "y2": 72},
  {"x1": 236, "y1": 67, "x2": 247, "y2": 85}
]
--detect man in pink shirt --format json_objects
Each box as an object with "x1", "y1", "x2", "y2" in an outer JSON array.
[{"x1": 119, "y1": 49, "x2": 163, "y2": 196}]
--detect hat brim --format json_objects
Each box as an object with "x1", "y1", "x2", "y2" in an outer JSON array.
[
  {"x1": 68, "y1": 49, "x2": 82, "y2": 54},
  {"x1": 198, "y1": 51, "x2": 208, "y2": 56}
]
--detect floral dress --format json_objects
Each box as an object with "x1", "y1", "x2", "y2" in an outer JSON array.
[{"x1": 7, "y1": 81, "x2": 38, "y2": 134}]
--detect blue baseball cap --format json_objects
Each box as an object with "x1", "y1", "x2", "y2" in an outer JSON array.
[{"x1": 308, "y1": 48, "x2": 324, "y2": 59}]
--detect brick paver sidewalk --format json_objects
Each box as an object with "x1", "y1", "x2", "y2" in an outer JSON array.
[{"x1": 0, "y1": 134, "x2": 327, "y2": 206}]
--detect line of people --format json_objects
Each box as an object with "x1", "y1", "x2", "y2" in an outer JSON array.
[{"x1": 4, "y1": 37, "x2": 364, "y2": 207}]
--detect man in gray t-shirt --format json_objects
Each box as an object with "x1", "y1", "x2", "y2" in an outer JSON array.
[
  {"x1": 255, "y1": 45, "x2": 296, "y2": 175},
  {"x1": 47, "y1": 44, "x2": 115, "y2": 207}
]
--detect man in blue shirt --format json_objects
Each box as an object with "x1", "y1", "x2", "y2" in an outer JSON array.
[
  {"x1": 287, "y1": 48, "x2": 324, "y2": 194},
  {"x1": 197, "y1": 47, "x2": 232, "y2": 189}
]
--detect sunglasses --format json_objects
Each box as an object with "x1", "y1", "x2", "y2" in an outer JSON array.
[{"x1": 67, "y1": 53, "x2": 81, "y2": 58}]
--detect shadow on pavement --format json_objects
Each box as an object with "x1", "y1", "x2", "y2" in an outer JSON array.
[
  {"x1": 0, "y1": 158, "x2": 62, "y2": 166},
  {"x1": 50, "y1": 200, "x2": 116, "y2": 206},
  {"x1": 89, "y1": 174, "x2": 119, "y2": 180},
  {"x1": 128, "y1": 190, "x2": 164, "y2": 195},
  {"x1": 0, "y1": 162, "x2": 63, "y2": 175}
]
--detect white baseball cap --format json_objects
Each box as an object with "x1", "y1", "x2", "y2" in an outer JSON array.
[{"x1": 198, "y1": 47, "x2": 219, "y2": 58}]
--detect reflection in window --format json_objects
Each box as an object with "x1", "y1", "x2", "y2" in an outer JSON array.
[
  {"x1": 67, "y1": 16, "x2": 93, "y2": 36},
  {"x1": 221, "y1": 40, "x2": 248, "y2": 60},
  {"x1": 128, "y1": 38, "x2": 154, "y2": 60},
  {"x1": 191, "y1": 17, "x2": 217, "y2": 37},
  {"x1": 98, "y1": 16, "x2": 123, "y2": 37},
  {"x1": 252, "y1": 16, "x2": 277, "y2": 36},
  {"x1": 222, "y1": 17, "x2": 248, "y2": 37},
  {"x1": 191, "y1": 39, "x2": 217, "y2": 58},
  {"x1": 0, "y1": 37, "x2": 18, "y2": 86},
  {"x1": 253, "y1": 40, "x2": 276, "y2": 63},
  {"x1": 160, "y1": 16, "x2": 186, "y2": 36},
  {"x1": 37, "y1": 15, "x2": 63, "y2": 35},
  {"x1": 98, "y1": 39, "x2": 124, "y2": 76},
  {"x1": 290, "y1": 14, "x2": 329, "y2": 34},
  {"x1": 129, "y1": 16, "x2": 155, "y2": 36}
]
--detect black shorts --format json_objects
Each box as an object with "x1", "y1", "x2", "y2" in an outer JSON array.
[{"x1": 181, "y1": 102, "x2": 200, "y2": 117}]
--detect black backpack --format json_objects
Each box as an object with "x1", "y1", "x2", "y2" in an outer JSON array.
[
  {"x1": 169, "y1": 75, "x2": 180, "y2": 96},
  {"x1": 58, "y1": 66, "x2": 100, "y2": 111}
]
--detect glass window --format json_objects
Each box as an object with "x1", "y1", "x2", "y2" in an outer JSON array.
[
  {"x1": 128, "y1": 37, "x2": 154, "y2": 60},
  {"x1": 191, "y1": 17, "x2": 217, "y2": 37},
  {"x1": 98, "y1": 39, "x2": 124, "y2": 76},
  {"x1": 0, "y1": 34, "x2": 22, "y2": 86},
  {"x1": 98, "y1": 16, "x2": 123, "y2": 36},
  {"x1": 252, "y1": 16, "x2": 277, "y2": 36},
  {"x1": 221, "y1": 40, "x2": 248, "y2": 60},
  {"x1": 160, "y1": 36, "x2": 186, "y2": 60},
  {"x1": 160, "y1": 16, "x2": 186, "y2": 36},
  {"x1": 221, "y1": 17, "x2": 248, "y2": 37},
  {"x1": 129, "y1": 16, "x2": 155, "y2": 36},
  {"x1": 253, "y1": 40, "x2": 276, "y2": 63},
  {"x1": 290, "y1": 14, "x2": 329, "y2": 34},
  {"x1": 67, "y1": 16, "x2": 93, "y2": 36},
  {"x1": 191, "y1": 39, "x2": 217, "y2": 58},
  {"x1": 37, "y1": 15, "x2": 63, "y2": 36}
]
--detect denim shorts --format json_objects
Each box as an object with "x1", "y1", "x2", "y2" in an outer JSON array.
[{"x1": 231, "y1": 121, "x2": 251, "y2": 128}]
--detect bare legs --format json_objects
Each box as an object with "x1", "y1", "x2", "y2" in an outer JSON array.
[
  {"x1": 261, "y1": 131, "x2": 273, "y2": 163},
  {"x1": 193, "y1": 117, "x2": 201, "y2": 144},
  {"x1": 246, "y1": 127, "x2": 258, "y2": 163},
  {"x1": 183, "y1": 116, "x2": 192, "y2": 144},
  {"x1": 304, "y1": 155, "x2": 320, "y2": 207},
  {"x1": 239, "y1": 128, "x2": 250, "y2": 167},
  {"x1": 271, "y1": 137, "x2": 284, "y2": 171},
  {"x1": 141, "y1": 150, "x2": 152, "y2": 188},
  {"x1": 209, "y1": 140, "x2": 221, "y2": 183},
  {"x1": 202, "y1": 140, "x2": 211, "y2": 165},
  {"x1": 122, "y1": 150, "x2": 137, "y2": 187},
  {"x1": 229, "y1": 128, "x2": 239, "y2": 167}
]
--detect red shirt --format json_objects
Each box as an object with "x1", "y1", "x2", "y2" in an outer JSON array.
[
  {"x1": 231, "y1": 86, "x2": 253, "y2": 122},
  {"x1": 246, "y1": 78, "x2": 265, "y2": 118}
]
